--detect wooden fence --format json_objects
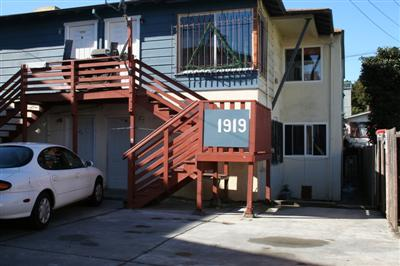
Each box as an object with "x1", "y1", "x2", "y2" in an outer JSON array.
[{"x1": 375, "y1": 128, "x2": 399, "y2": 233}]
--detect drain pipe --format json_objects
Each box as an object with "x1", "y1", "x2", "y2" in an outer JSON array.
[
  {"x1": 92, "y1": 8, "x2": 104, "y2": 49},
  {"x1": 272, "y1": 18, "x2": 311, "y2": 110}
]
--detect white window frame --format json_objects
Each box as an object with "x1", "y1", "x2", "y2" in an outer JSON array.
[
  {"x1": 283, "y1": 122, "x2": 329, "y2": 158},
  {"x1": 177, "y1": 8, "x2": 254, "y2": 74},
  {"x1": 283, "y1": 46, "x2": 323, "y2": 83},
  {"x1": 104, "y1": 16, "x2": 141, "y2": 59},
  {"x1": 64, "y1": 20, "x2": 99, "y2": 58}
]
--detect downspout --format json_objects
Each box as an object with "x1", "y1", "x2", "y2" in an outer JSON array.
[
  {"x1": 328, "y1": 33, "x2": 335, "y2": 201},
  {"x1": 328, "y1": 35, "x2": 332, "y2": 200},
  {"x1": 272, "y1": 18, "x2": 311, "y2": 110},
  {"x1": 92, "y1": 8, "x2": 104, "y2": 49}
]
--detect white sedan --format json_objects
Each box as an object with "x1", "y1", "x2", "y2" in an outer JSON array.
[{"x1": 0, "y1": 143, "x2": 105, "y2": 229}]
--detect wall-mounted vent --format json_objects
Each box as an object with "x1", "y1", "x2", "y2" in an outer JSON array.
[{"x1": 301, "y1": 186, "x2": 312, "y2": 200}]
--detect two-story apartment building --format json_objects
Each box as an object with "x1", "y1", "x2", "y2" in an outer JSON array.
[{"x1": 0, "y1": 0, "x2": 344, "y2": 206}]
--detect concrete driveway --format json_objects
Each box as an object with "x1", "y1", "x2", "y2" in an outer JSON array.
[{"x1": 0, "y1": 199, "x2": 398, "y2": 266}]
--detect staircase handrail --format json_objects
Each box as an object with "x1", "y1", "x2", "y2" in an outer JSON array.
[
  {"x1": 134, "y1": 59, "x2": 207, "y2": 101},
  {"x1": 123, "y1": 100, "x2": 199, "y2": 159}
]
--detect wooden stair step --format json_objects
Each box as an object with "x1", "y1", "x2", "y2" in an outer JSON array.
[
  {"x1": 7, "y1": 118, "x2": 23, "y2": 125},
  {"x1": 0, "y1": 124, "x2": 17, "y2": 131},
  {"x1": 157, "y1": 107, "x2": 171, "y2": 111},
  {"x1": 27, "y1": 104, "x2": 43, "y2": 112},
  {"x1": 0, "y1": 131, "x2": 9, "y2": 137}
]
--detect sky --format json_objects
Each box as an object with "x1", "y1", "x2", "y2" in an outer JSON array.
[{"x1": 0, "y1": 0, "x2": 399, "y2": 81}]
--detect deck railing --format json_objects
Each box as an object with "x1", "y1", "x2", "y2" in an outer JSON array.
[{"x1": 25, "y1": 56, "x2": 130, "y2": 93}]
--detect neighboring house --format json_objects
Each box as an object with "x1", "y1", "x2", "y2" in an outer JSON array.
[
  {"x1": 0, "y1": 0, "x2": 344, "y2": 204},
  {"x1": 343, "y1": 80, "x2": 352, "y2": 118},
  {"x1": 344, "y1": 111, "x2": 371, "y2": 147}
]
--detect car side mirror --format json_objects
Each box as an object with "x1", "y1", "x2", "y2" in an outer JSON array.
[{"x1": 85, "y1": 161, "x2": 94, "y2": 167}]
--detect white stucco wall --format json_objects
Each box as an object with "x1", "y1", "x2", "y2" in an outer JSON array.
[{"x1": 272, "y1": 33, "x2": 343, "y2": 201}]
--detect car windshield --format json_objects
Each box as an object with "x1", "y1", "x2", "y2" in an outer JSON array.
[{"x1": 0, "y1": 146, "x2": 34, "y2": 168}]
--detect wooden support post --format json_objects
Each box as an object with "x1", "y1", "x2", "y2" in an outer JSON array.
[
  {"x1": 385, "y1": 128, "x2": 398, "y2": 232},
  {"x1": 245, "y1": 162, "x2": 254, "y2": 217},
  {"x1": 211, "y1": 176, "x2": 219, "y2": 207},
  {"x1": 223, "y1": 162, "x2": 229, "y2": 201},
  {"x1": 163, "y1": 129, "x2": 169, "y2": 190},
  {"x1": 20, "y1": 65, "x2": 28, "y2": 142},
  {"x1": 265, "y1": 159, "x2": 271, "y2": 203},
  {"x1": 127, "y1": 154, "x2": 135, "y2": 208},
  {"x1": 70, "y1": 61, "x2": 78, "y2": 153},
  {"x1": 127, "y1": 17, "x2": 136, "y2": 209},
  {"x1": 196, "y1": 166, "x2": 203, "y2": 213},
  {"x1": 127, "y1": 18, "x2": 133, "y2": 63}
]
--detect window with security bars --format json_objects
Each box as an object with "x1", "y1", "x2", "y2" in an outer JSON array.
[
  {"x1": 178, "y1": 9, "x2": 253, "y2": 72},
  {"x1": 258, "y1": 15, "x2": 268, "y2": 78}
]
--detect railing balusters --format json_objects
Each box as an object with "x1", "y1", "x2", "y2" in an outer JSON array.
[
  {"x1": 20, "y1": 64, "x2": 28, "y2": 142},
  {"x1": 163, "y1": 128, "x2": 170, "y2": 190}
]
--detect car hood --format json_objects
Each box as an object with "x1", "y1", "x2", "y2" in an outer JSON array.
[{"x1": 0, "y1": 168, "x2": 20, "y2": 180}]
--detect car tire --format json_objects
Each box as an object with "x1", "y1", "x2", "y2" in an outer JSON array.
[
  {"x1": 89, "y1": 179, "x2": 103, "y2": 206},
  {"x1": 30, "y1": 192, "x2": 52, "y2": 230}
]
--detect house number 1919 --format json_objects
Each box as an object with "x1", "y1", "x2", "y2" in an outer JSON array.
[{"x1": 217, "y1": 118, "x2": 247, "y2": 133}]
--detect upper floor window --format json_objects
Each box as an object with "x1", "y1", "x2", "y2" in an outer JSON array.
[
  {"x1": 258, "y1": 15, "x2": 268, "y2": 78},
  {"x1": 178, "y1": 9, "x2": 253, "y2": 72},
  {"x1": 285, "y1": 47, "x2": 322, "y2": 81}
]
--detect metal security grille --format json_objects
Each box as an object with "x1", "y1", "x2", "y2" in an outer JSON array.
[{"x1": 177, "y1": 9, "x2": 253, "y2": 72}]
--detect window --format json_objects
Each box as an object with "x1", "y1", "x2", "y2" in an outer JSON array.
[
  {"x1": 63, "y1": 149, "x2": 85, "y2": 169},
  {"x1": 258, "y1": 15, "x2": 268, "y2": 78},
  {"x1": 272, "y1": 120, "x2": 283, "y2": 164},
  {"x1": 38, "y1": 147, "x2": 84, "y2": 170},
  {"x1": 178, "y1": 9, "x2": 253, "y2": 72},
  {"x1": 284, "y1": 124, "x2": 327, "y2": 156},
  {"x1": 285, "y1": 47, "x2": 321, "y2": 81},
  {"x1": 0, "y1": 146, "x2": 33, "y2": 168}
]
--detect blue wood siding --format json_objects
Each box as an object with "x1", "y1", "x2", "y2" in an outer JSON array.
[{"x1": 0, "y1": 0, "x2": 258, "y2": 90}]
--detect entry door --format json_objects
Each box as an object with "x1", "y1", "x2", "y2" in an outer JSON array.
[
  {"x1": 104, "y1": 16, "x2": 140, "y2": 58},
  {"x1": 65, "y1": 20, "x2": 98, "y2": 59},
  {"x1": 78, "y1": 117, "x2": 95, "y2": 163},
  {"x1": 107, "y1": 117, "x2": 130, "y2": 190}
]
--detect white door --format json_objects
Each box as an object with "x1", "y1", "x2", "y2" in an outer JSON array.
[
  {"x1": 65, "y1": 20, "x2": 98, "y2": 59},
  {"x1": 104, "y1": 16, "x2": 140, "y2": 58},
  {"x1": 107, "y1": 117, "x2": 130, "y2": 189}
]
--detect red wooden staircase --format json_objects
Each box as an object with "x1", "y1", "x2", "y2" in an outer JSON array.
[
  {"x1": 0, "y1": 55, "x2": 271, "y2": 215},
  {"x1": 124, "y1": 59, "x2": 272, "y2": 210},
  {"x1": 121, "y1": 59, "x2": 208, "y2": 208},
  {"x1": 123, "y1": 101, "x2": 201, "y2": 207},
  {"x1": 0, "y1": 69, "x2": 47, "y2": 143}
]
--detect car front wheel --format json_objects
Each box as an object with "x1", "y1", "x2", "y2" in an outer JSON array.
[{"x1": 30, "y1": 192, "x2": 52, "y2": 229}]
